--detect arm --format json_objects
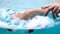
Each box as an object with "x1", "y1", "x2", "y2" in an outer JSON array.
[
  {"x1": 23, "y1": 9, "x2": 48, "y2": 19},
  {"x1": 13, "y1": 9, "x2": 48, "y2": 20},
  {"x1": 24, "y1": 9, "x2": 48, "y2": 15}
]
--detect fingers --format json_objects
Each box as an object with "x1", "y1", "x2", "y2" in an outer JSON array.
[
  {"x1": 52, "y1": 7, "x2": 58, "y2": 19},
  {"x1": 42, "y1": 3, "x2": 60, "y2": 19},
  {"x1": 45, "y1": 9, "x2": 50, "y2": 16},
  {"x1": 45, "y1": 4, "x2": 56, "y2": 16},
  {"x1": 53, "y1": 7, "x2": 58, "y2": 13},
  {"x1": 42, "y1": 4, "x2": 53, "y2": 9},
  {"x1": 52, "y1": 7, "x2": 60, "y2": 19},
  {"x1": 56, "y1": 7, "x2": 60, "y2": 17}
]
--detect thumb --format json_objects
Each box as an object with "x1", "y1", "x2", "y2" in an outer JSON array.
[{"x1": 41, "y1": 4, "x2": 52, "y2": 9}]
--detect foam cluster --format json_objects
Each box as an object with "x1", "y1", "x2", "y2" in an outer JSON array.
[{"x1": 0, "y1": 9, "x2": 60, "y2": 30}]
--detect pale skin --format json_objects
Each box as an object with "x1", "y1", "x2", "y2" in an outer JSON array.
[
  {"x1": 13, "y1": 8, "x2": 48, "y2": 20},
  {"x1": 13, "y1": 2, "x2": 60, "y2": 20},
  {"x1": 7, "y1": 1, "x2": 60, "y2": 31},
  {"x1": 7, "y1": 8, "x2": 48, "y2": 31},
  {"x1": 42, "y1": 2, "x2": 60, "y2": 19}
]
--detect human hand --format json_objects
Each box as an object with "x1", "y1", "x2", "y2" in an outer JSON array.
[{"x1": 42, "y1": 3, "x2": 60, "y2": 19}]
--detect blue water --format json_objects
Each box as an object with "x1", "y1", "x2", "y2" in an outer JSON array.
[
  {"x1": 0, "y1": 0, "x2": 60, "y2": 34},
  {"x1": 0, "y1": 26, "x2": 60, "y2": 34}
]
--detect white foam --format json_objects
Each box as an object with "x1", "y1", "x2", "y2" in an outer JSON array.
[
  {"x1": 0, "y1": 9, "x2": 59, "y2": 30},
  {"x1": 0, "y1": 15, "x2": 55, "y2": 29},
  {"x1": 25, "y1": 15, "x2": 55, "y2": 29}
]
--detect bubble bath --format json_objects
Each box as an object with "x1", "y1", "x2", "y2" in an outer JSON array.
[{"x1": 0, "y1": 9, "x2": 60, "y2": 30}]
